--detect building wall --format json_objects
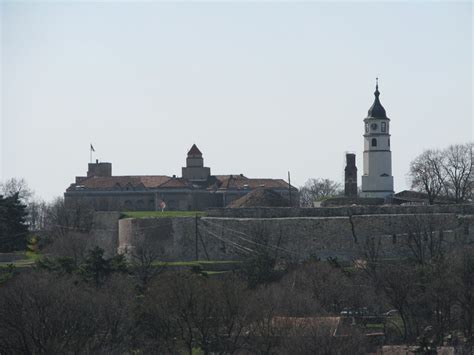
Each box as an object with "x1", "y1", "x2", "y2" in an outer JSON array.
[
  {"x1": 65, "y1": 192, "x2": 156, "y2": 211},
  {"x1": 181, "y1": 166, "x2": 211, "y2": 181},
  {"x1": 87, "y1": 162, "x2": 112, "y2": 177},
  {"x1": 64, "y1": 190, "x2": 224, "y2": 212},
  {"x1": 65, "y1": 186, "x2": 297, "y2": 211}
]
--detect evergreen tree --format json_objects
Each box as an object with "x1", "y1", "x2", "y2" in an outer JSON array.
[
  {"x1": 0, "y1": 193, "x2": 28, "y2": 252},
  {"x1": 79, "y1": 247, "x2": 128, "y2": 287}
]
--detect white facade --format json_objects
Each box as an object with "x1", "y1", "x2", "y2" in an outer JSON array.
[{"x1": 360, "y1": 83, "x2": 394, "y2": 198}]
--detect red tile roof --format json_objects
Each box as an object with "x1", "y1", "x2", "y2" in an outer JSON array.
[
  {"x1": 69, "y1": 175, "x2": 171, "y2": 190},
  {"x1": 158, "y1": 178, "x2": 189, "y2": 188},
  {"x1": 213, "y1": 175, "x2": 290, "y2": 190},
  {"x1": 228, "y1": 188, "x2": 290, "y2": 208},
  {"x1": 68, "y1": 173, "x2": 291, "y2": 192}
]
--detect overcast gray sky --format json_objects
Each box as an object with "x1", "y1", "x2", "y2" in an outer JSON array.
[{"x1": 1, "y1": 1, "x2": 472, "y2": 201}]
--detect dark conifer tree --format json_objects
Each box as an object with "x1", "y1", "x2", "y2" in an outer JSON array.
[{"x1": 0, "y1": 193, "x2": 28, "y2": 252}]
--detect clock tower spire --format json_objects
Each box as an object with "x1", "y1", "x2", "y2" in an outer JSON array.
[{"x1": 361, "y1": 79, "x2": 394, "y2": 199}]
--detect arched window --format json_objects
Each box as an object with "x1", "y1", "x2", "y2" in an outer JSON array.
[{"x1": 371, "y1": 138, "x2": 377, "y2": 147}]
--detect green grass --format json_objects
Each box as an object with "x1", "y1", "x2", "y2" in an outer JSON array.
[
  {"x1": 366, "y1": 323, "x2": 384, "y2": 329},
  {"x1": 195, "y1": 260, "x2": 241, "y2": 265},
  {"x1": 203, "y1": 271, "x2": 230, "y2": 275},
  {"x1": 0, "y1": 250, "x2": 40, "y2": 268},
  {"x1": 122, "y1": 211, "x2": 207, "y2": 219},
  {"x1": 25, "y1": 251, "x2": 41, "y2": 261},
  {"x1": 152, "y1": 260, "x2": 241, "y2": 267},
  {"x1": 0, "y1": 259, "x2": 35, "y2": 268}
]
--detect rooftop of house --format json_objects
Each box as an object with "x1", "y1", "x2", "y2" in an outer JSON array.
[
  {"x1": 227, "y1": 187, "x2": 291, "y2": 208},
  {"x1": 67, "y1": 174, "x2": 293, "y2": 192}
]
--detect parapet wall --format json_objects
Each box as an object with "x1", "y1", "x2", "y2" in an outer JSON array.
[
  {"x1": 206, "y1": 204, "x2": 474, "y2": 218},
  {"x1": 116, "y1": 211, "x2": 474, "y2": 262}
]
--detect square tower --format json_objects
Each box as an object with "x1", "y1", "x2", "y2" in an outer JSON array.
[
  {"x1": 361, "y1": 79, "x2": 394, "y2": 198},
  {"x1": 181, "y1": 144, "x2": 211, "y2": 182}
]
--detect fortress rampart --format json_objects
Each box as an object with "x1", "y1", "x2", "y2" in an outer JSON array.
[
  {"x1": 206, "y1": 204, "x2": 474, "y2": 218},
  {"x1": 111, "y1": 205, "x2": 474, "y2": 262}
]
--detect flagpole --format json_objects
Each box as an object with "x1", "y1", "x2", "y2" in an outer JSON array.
[{"x1": 90, "y1": 145, "x2": 92, "y2": 163}]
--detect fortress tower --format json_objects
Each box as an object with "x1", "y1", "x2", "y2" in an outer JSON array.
[
  {"x1": 181, "y1": 144, "x2": 211, "y2": 182},
  {"x1": 361, "y1": 79, "x2": 394, "y2": 198}
]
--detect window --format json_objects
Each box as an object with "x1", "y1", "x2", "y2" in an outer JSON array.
[
  {"x1": 371, "y1": 138, "x2": 377, "y2": 147},
  {"x1": 388, "y1": 138, "x2": 390, "y2": 147},
  {"x1": 365, "y1": 123, "x2": 369, "y2": 133},
  {"x1": 381, "y1": 122, "x2": 386, "y2": 132}
]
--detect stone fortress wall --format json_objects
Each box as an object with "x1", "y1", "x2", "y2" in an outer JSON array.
[{"x1": 108, "y1": 205, "x2": 474, "y2": 262}]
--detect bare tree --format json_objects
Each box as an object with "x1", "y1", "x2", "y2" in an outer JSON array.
[
  {"x1": 299, "y1": 178, "x2": 342, "y2": 207},
  {"x1": 281, "y1": 318, "x2": 367, "y2": 355},
  {"x1": 26, "y1": 199, "x2": 48, "y2": 231},
  {"x1": 246, "y1": 286, "x2": 288, "y2": 354},
  {"x1": 409, "y1": 149, "x2": 445, "y2": 204},
  {"x1": 452, "y1": 246, "x2": 474, "y2": 350},
  {"x1": 404, "y1": 214, "x2": 446, "y2": 266},
  {"x1": 442, "y1": 143, "x2": 473, "y2": 203},
  {"x1": 43, "y1": 231, "x2": 91, "y2": 268},
  {"x1": 409, "y1": 143, "x2": 473, "y2": 204},
  {"x1": 42, "y1": 197, "x2": 94, "y2": 239},
  {"x1": 0, "y1": 272, "x2": 134, "y2": 354},
  {"x1": 129, "y1": 240, "x2": 164, "y2": 291},
  {"x1": 0, "y1": 178, "x2": 33, "y2": 204}
]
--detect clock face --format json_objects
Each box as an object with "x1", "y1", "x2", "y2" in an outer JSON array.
[{"x1": 370, "y1": 123, "x2": 378, "y2": 130}]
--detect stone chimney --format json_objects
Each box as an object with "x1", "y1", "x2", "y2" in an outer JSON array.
[{"x1": 344, "y1": 153, "x2": 357, "y2": 197}]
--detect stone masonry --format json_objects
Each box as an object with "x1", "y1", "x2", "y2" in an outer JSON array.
[{"x1": 113, "y1": 205, "x2": 474, "y2": 262}]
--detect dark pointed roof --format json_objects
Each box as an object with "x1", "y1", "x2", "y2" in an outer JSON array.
[
  {"x1": 187, "y1": 144, "x2": 202, "y2": 157},
  {"x1": 367, "y1": 78, "x2": 387, "y2": 119}
]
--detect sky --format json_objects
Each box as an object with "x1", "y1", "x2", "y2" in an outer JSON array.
[{"x1": 1, "y1": 1, "x2": 472, "y2": 201}]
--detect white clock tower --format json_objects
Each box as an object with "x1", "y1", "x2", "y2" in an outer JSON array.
[{"x1": 361, "y1": 79, "x2": 394, "y2": 198}]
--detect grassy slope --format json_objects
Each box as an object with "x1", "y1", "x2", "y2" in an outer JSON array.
[
  {"x1": 152, "y1": 260, "x2": 241, "y2": 267},
  {"x1": 0, "y1": 251, "x2": 38, "y2": 268},
  {"x1": 122, "y1": 211, "x2": 207, "y2": 219}
]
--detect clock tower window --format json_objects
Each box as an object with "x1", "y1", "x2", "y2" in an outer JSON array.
[
  {"x1": 371, "y1": 138, "x2": 377, "y2": 147},
  {"x1": 381, "y1": 122, "x2": 386, "y2": 132}
]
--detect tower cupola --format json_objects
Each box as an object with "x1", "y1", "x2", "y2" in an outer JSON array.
[
  {"x1": 187, "y1": 144, "x2": 202, "y2": 158},
  {"x1": 367, "y1": 78, "x2": 387, "y2": 119}
]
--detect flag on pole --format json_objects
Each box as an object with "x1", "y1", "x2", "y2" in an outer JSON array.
[{"x1": 90, "y1": 144, "x2": 95, "y2": 152}]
